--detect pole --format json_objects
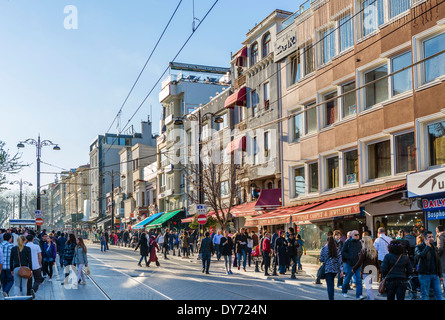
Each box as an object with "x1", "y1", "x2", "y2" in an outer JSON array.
[
  {"x1": 36, "y1": 134, "x2": 41, "y2": 232},
  {"x1": 111, "y1": 169, "x2": 115, "y2": 232},
  {"x1": 197, "y1": 109, "x2": 203, "y2": 248},
  {"x1": 19, "y1": 179, "x2": 23, "y2": 220}
]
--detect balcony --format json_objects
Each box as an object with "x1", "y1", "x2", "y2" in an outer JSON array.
[{"x1": 234, "y1": 73, "x2": 246, "y2": 90}]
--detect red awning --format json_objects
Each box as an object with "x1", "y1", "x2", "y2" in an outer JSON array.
[
  {"x1": 224, "y1": 86, "x2": 247, "y2": 109},
  {"x1": 225, "y1": 136, "x2": 246, "y2": 155},
  {"x1": 234, "y1": 47, "x2": 247, "y2": 66},
  {"x1": 292, "y1": 185, "x2": 405, "y2": 223},
  {"x1": 231, "y1": 201, "x2": 258, "y2": 218},
  {"x1": 254, "y1": 188, "x2": 282, "y2": 211}
]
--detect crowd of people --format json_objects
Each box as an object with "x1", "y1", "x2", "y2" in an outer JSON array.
[
  {"x1": 0, "y1": 227, "x2": 88, "y2": 299},
  {"x1": 318, "y1": 226, "x2": 445, "y2": 300}
]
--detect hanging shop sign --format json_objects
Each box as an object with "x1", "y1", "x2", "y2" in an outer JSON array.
[{"x1": 407, "y1": 167, "x2": 445, "y2": 198}]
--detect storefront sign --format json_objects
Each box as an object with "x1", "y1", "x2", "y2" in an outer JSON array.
[
  {"x1": 422, "y1": 197, "x2": 445, "y2": 211},
  {"x1": 293, "y1": 204, "x2": 361, "y2": 222},
  {"x1": 274, "y1": 26, "x2": 297, "y2": 62},
  {"x1": 407, "y1": 167, "x2": 445, "y2": 198},
  {"x1": 426, "y1": 210, "x2": 445, "y2": 221}
]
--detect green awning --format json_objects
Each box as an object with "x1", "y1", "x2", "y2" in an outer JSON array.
[{"x1": 146, "y1": 210, "x2": 182, "y2": 229}]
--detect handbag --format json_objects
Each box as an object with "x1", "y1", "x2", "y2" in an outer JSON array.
[
  {"x1": 317, "y1": 262, "x2": 327, "y2": 280},
  {"x1": 378, "y1": 254, "x2": 402, "y2": 294},
  {"x1": 17, "y1": 247, "x2": 33, "y2": 279},
  {"x1": 84, "y1": 266, "x2": 90, "y2": 276}
]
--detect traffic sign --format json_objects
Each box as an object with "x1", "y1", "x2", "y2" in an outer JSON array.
[
  {"x1": 35, "y1": 210, "x2": 43, "y2": 218},
  {"x1": 196, "y1": 204, "x2": 207, "y2": 215},
  {"x1": 35, "y1": 217, "x2": 44, "y2": 226},
  {"x1": 197, "y1": 214, "x2": 207, "y2": 225}
]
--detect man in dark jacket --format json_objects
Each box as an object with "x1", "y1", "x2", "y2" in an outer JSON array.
[
  {"x1": 200, "y1": 232, "x2": 213, "y2": 274},
  {"x1": 56, "y1": 233, "x2": 67, "y2": 269},
  {"x1": 341, "y1": 230, "x2": 364, "y2": 299},
  {"x1": 235, "y1": 228, "x2": 248, "y2": 271},
  {"x1": 415, "y1": 231, "x2": 444, "y2": 300}
]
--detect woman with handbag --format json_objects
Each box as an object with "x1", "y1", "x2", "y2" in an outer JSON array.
[
  {"x1": 380, "y1": 240, "x2": 414, "y2": 300},
  {"x1": 73, "y1": 237, "x2": 88, "y2": 285},
  {"x1": 319, "y1": 236, "x2": 343, "y2": 300},
  {"x1": 352, "y1": 236, "x2": 379, "y2": 300},
  {"x1": 10, "y1": 235, "x2": 32, "y2": 297},
  {"x1": 42, "y1": 236, "x2": 57, "y2": 281}
]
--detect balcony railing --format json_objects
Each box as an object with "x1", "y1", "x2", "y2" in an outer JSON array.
[{"x1": 234, "y1": 73, "x2": 246, "y2": 90}]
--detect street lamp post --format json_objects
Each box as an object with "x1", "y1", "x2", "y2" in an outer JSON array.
[
  {"x1": 9, "y1": 179, "x2": 32, "y2": 219},
  {"x1": 17, "y1": 134, "x2": 60, "y2": 231},
  {"x1": 102, "y1": 170, "x2": 120, "y2": 232}
]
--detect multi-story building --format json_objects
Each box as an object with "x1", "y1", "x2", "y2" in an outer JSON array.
[
  {"x1": 157, "y1": 62, "x2": 230, "y2": 222},
  {"x1": 244, "y1": 0, "x2": 445, "y2": 263},
  {"x1": 89, "y1": 117, "x2": 156, "y2": 230}
]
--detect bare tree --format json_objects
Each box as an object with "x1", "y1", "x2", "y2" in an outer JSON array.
[{"x1": 0, "y1": 141, "x2": 29, "y2": 192}]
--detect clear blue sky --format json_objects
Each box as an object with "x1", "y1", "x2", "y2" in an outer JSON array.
[{"x1": 0, "y1": 0, "x2": 301, "y2": 191}]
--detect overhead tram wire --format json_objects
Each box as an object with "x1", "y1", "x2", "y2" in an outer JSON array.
[
  {"x1": 103, "y1": 0, "x2": 220, "y2": 156},
  {"x1": 103, "y1": 0, "x2": 184, "y2": 138}
]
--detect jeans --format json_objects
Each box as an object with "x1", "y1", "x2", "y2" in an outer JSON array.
[
  {"x1": 0, "y1": 269, "x2": 14, "y2": 294},
  {"x1": 386, "y1": 278, "x2": 407, "y2": 300},
  {"x1": 214, "y1": 244, "x2": 221, "y2": 260},
  {"x1": 27, "y1": 268, "x2": 44, "y2": 295},
  {"x1": 169, "y1": 241, "x2": 173, "y2": 251},
  {"x1": 77, "y1": 264, "x2": 86, "y2": 283},
  {"x1": 342, "y1": 264, "x2": 363, "y2": 298},
  {"x1": 223, "y1": 255, "x2": 232, "y2": 273},
  {"x1": 325, "y1": 272, "x2": 337, "y2": 300},
  {"x1": 101, "y1": 242, "x2": 107, "y2": 251},
  {"x1": 263, "y1": 252, "x2": 271, "y2": 275},
  {"x1": 237, "y1": 249, "x2": 247, "y2": 269},
  {"x1": 138, "y1": 256, "x2": 148, "y2": 265},
  {"x1": 43, "y1": 260, "x2": 54, "y2": 279},
  {"x1": 201, "y1": 253, "x2": 211, "y2": 273},
  {"x1": 296, "y1": 254, "x2": 302, "y2": 270},
  {"x1": 418, "y1": 274, "x2": 444, "y2": 300},
  {"x1": 13, "y1": 267, "x2": 28, "y2": 296}
]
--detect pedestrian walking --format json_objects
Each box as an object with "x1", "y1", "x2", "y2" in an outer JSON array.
[
  {"x1": 10, "y1": 235, "x2": 32, "y2": 297},
  {"x1": 296, "y1": 234, "x2": 306, "y2": 272},
  {"x1": 73, "y1": 237, "x2": 88, "y2": 285},
  {"x1": 274, "y1": 231, "x2": 288, "y2": 275},
  {"x1": 415, "y1": 230, "x2": 444, "y2": 300},
  {"x1": 213, "y1": 230, "x2": 223, "y2": 261},
  {"x1": 287, "y1": 233, "x2": 299, "y2": 279},
  {"x1": 352, "y1": 235, "x2": 379, "y2": 300},
  {"x1": 100, "y1": 233, "x2": 107, "y2": 252},
  {"x1": 381, "y1": 240, "x2": 414, "y2": 300},
  {"x1": 104, "y1": 230, "x2": 109, "y2": 250},
  {"x1": 235, "y1": 228, "x2": 248, "y2": 272},
  {"x1": 221, "y1": 230, "x2": 234, "y2": 275},
  {"x1": 200, "y1": 232, "x2": 213, "y2": 274},
  {"x1": 162, "y1": 230, "x2": 170, "y2": 259},
  {"x1": 435, "y1": 225, "x2": 445, "y2": 295},
  {"x1": 147, "y1": 235, "x2": 160, "y2": 267},
  {"x1": 333, "y1": 230, "x2": 344, "y2": 288},
  {"x1": 181, "y1": 231, "x2": 189, "y2": 258},
  {"x1": 374, "y1": 227, "x2": 392, "y2": 281},
  {"x1": 42, "y1": 236, "x2": 57, "y2": 281},
  {"x1": 56, "y1": 232, "x2": 67, "y2": 269},
  {"x1": 262, "y1": 232, "x2": 272, "y2": 276},
  {"x1": 319, "y1": 236, "x2": 343, "y2": 300},
  {"x1": 341, "y1": 230, "x2": 364, "y2": 300},
  {"x1": 1, "y1": 232, "x2": 14, "y2": 297},
  {"x1": 62, "y1": 234, "x2": 77, "y2": 284},
  {"x1": 135, "y1": 233, "x2": 150, "y2": 267}
]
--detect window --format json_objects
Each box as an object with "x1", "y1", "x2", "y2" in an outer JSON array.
[
  {"x1": 362, "y1": 0, "x2": 384, "y2": 36},
  {"x1": 326, "y1": 156, "x2": 339, "y2": 189},
  {"x1": 262, "y1": 33, "x2": 271, "y2": 58},
  {"x1": 251, "y1": 42, "x2": 259, "y2": 66},
  {"x1": 320, "y1": 27, "x2": 336, "y2": 65},
  {"x1": 390, "y1": 0, "x2": 410, "y2": 19},
  {"x1": 339, "y1": 14, "x2": 354, "y2": 52},
  {"x1": 264, "y1": 131, "x2": 270, "y2": 157},
  {"x1": 289, "y1": 54, "x2": 301, "y2": 85},
  {"x1": 341, "y1": 82, "x2": 356, "y2": 118},
  {"x1": 344, "y1": 150, "x2": 359, "y2": 184},
  {"x1": 251, "y1": 89, "x2": 259, "y2": 116},
  {"x1": 309, "y1": 162, "x2": 319, "y2": 193},
  {"x1": 221, "y1": 181, "x2": 229, "y2": 197},
  {"x1": 395, "y1": 132, "x2": 416, "y2": 173},
  {"x1": 253, "y1": 137, "x2": 259, "y2": 165},
  {"x1": 368, "y1": 140, "x2": 391, "y2": 179},
  {"x1": 423, "y1": 33, "x2": 445, "y2": 84},
  {"x1": 391, "y1": 52, "x2": 412, "y2": 96},
  {"x1": 263, "y1": 82, "x2": 270, "y2": 110},
  {"x1": 305, "y1": 102, "x2": 317, "y2": 134},
  {"x1": 294, "y1": 167, "x2": 305, "y2": 197},
  {"x1": 304, "y1": 43, "x2": 315, "y2": 75},
  {"x1": 324, "y1": 92, "x2": 338, "y2": 127},
  {"x1": 364, "y1": 65, "x2": 388, "y2": 109},
  {"x1": 291, "y1": 108, "x2": 302, "y2": 142},
  {"x1": 428, "y1": 121, "x2": 445, "y2": 166}
]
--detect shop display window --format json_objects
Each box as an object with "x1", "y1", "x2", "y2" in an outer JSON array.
[{"x1": 373, "y1": 212, "x2": 424, "y2": 239}]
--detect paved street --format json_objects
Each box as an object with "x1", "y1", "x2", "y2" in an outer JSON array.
[{"x1": 1, "y1": 243, "x2": 388, "y2": 301}]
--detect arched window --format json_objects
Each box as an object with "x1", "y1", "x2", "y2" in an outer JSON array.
[
  {"x1": 262, "y1": 33, "x2": 271, "y2": 58},
  {"x1": 250, "y1": 42, "x2": 258, "y2": 66}
]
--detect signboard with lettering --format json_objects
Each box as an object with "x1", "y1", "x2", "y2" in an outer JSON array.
[
  {"x1": 407, "y1": 167, "x2": 445, "y2": 198},
  {"x1": 274, "y1": 25, "x2": 297, "y2": 62}
]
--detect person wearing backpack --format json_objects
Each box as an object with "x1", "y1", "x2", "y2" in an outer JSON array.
[
  {"x1": 296, "y1": 234, "x2": 306, "y2": 272},
  {"x1": 374, "y1": 227, "x2": 392, "y2": 282}
]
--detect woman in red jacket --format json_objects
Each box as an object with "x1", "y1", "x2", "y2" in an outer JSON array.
[{"x1": 147, "y1": 235, "x2": 160, "y2": 267}]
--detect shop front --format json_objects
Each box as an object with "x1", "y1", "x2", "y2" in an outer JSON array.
[{"x1": 407, "y1": 167, "x2": 445, "y2": 235}]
